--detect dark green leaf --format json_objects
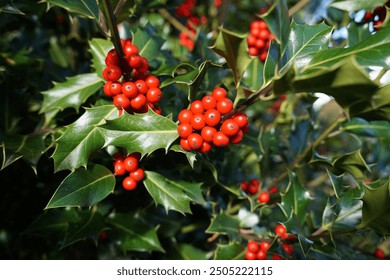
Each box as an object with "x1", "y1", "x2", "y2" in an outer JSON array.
[
  {"x1": 40, "y1": 73, "x2": 103, "y2": 114},
  {"x1": 132, "y1": 26, "x2": 164, "y2": 63},
  {"x1": 143, "y1": 171, "x2": 203, "y2": 214},
  {"x1": 210, "y1": 28, "x2": 253, "y2": 86},
  {"x1": 263, "y1": 40, "x2": 280, "y2": 85},
  {"x1": 359, "y1": 179, "x2": 390, "y2": 234},
  {"x1": 242, "y1": 58, "x2": 263, "y2": 91},
  {"x1": 0, "y1": 1, "x2": 25, "y2": 15},
  {"x1": 347, "y1": 22, "x2": 372, "y2": 47},
  {"x1": 46, "y1": 164, "x2": 115, "y2": 209},
  {"x1": 206, "y1": 212, "x2": 240, "y2": 239},
  {"x1": 89, "y1": 38, "x2": 113, "y2": 79},
  {"x1": 52, "y1": 105, "x2": 118, "y2": 171},
  {"x1": 340, "y1": 118, "x2": 390, "y2": 140},
  {"x1": 99, "y1": 109, "x2": 178, "y2": 157},
  {"x1": 43, "y1": 0, "x2": 99, "y2": 19},
  {"x1": 213, "y1": 241, "x2": 246, "y2": 260},
  {"x1": 330, "y1": 0, "x2": 388, "y2": 12},
  {"x1": 61, "y1": 210, "x2": 107, "y2": 248},
  {"x1": 108, "y1": 213, "x2": 164, "y2": 253},
  {"x1": 174, "y1": 243, "x2": 210, "y2": 260}
]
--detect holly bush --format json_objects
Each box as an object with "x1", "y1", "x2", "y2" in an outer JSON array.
[{"x1": 1, "y1": 0, "x2": 390, "y2": 260}]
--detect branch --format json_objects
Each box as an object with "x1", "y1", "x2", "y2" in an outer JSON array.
[
  {"x1": 158, "y1": 8, "x2": 197, "y2": 41},
  {"x1": 288, "y1": 0, "x2": 310, "y2": 16}
]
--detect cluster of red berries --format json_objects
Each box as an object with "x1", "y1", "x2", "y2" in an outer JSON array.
[
  {"x1": 113, "y1": 152, "x2": 145, "y2": 191},
  {"x1": 177, "y1": 87, "x2": 249, "y2": 153},
  {"x1": 102, "y1": 38, "x2": 162, "y2": 115},
  {"x1": 175, "y1": 0, "x2": 207, "y2": 51},
  {"x1": 240, "y1": 179, "x2": 278, "y2": 203},
  {"x1": 360, "y1": 1, "x2": 389, "y2": 30},
  {"x1": 245, "y1": 224, "x2": 294, "y2": 260},
  {"x1": 247, "y1": 19, "x2": 273, "y2": 62}
]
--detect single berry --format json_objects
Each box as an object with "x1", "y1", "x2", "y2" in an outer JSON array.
[
  {"x1": 180, "y1": 138, "x2": 191, "y2": 151},
  {"x1": 256, "y1": 250, "x2": 267, "y2": 260},
  {"x1": 221, "y1": 119, "x2": 240, "y2": 137},
  {"x1": 113, "y1": 94, "x2": 131, "y2": 110},
  {"x1": 130, "y1": 168, "x2": 145, "y2": 182},
  {"x1": 245, "y1": 251, "x2": 257, "y2": 260},
  {"x1": 212, "y1": 131, "x2": 230, "y2": 147},
  {"x1": 109, "y1": 82, "x2": 122, "y2": 96},
  {"x1": 201, "y1": 126, "x2": 217, "y2": 143},
  {"x1": 145, "y1": 75, "x2": 160, "y2": 88},
  {"x1": 146, "y1": 87, "x2": 162, "y2": 103},
  {"x1": 247, "y1": 241, "x2": 259, "y2": 253},
  {"x1": 271, "y1": 254, "x2": 283, "y2": 260},
  {"x1": 191, "y1": 113, "x2": 206, "y2": 130},
  {"x1": 127, "y1": 54, "x2": 142, "y2": 69},
  {"x1": 105, "y1": 49, "x2": 119, "y2": 66},
  {"x1": 202, "y1": 95, "x2": 217, "y2": 110},
  {"x1": 190, "y1": 100, "x2": 204, "y2": 114},
  {"x1": 177, "y1": 123, "x2": 193, "y2": 139},
  {"x1": 217, "y1": 98, "x2": 233, "y2": 114},
  {"x1": 258, "y1": 191, "x2": 270, "y2": 204},
  {"x1": 260, "y1": 241, "x2": 271, "y2": 252},
  {"x1": 274, "y1": 224, "x2": 287, "y2": 239},
  {"x1": 135, "y1": 80, "x2": 148, "y2": 95},
  {"x1": 131, "y1": 94, "x2": 147, "y2": 110},
  {"x1": 114, "y1": 162, "x2": 126, "y2": 176},
  {"x1": 122, "y1": 176, "x2": 137, "y2": 190},
  {"x1": 122, "y1": 82, "x2": 139, "y2": 98},
  {"x1": 204, "y1": 109, "x2": 221, "y2": 127},
  {"x1": 178, "y1": 109, "x2": 193, "y2": 124},
  {"x1": 103, "y1": 65, "x2": 122, "y2": 82},
  {"x1": 230, "y1": 129, "x2": 244, "y2": 144},
  {"x1": 282, "y1": 244, "x2": 293, "y2": 255},
  {"x1": 199, "y1": 141, "x2": 212, "y2": 153},
  {"x1": 124, "y1": 156, "x2": 139, "y2": 173},
  {"x1": 212, "y1": 87, "x2": 227, "y2": 101},
  {"x1": 374, "y1": 248, "x2": 386, "y2": 259},
  {"x1": 187, "y1": 133, "x2": 203, "y2": 150}
]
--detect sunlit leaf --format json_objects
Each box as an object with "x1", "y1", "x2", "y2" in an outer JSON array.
[
  {"x1": 206, "y1": 212, "x2": 240, "y2": 239},
  {"x1": 43, "y1": 0, "x2": 99, "y2": 19}
]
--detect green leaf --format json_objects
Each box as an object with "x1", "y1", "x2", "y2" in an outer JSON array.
[
  {"x1": 210, "y1": 28, "x2": 253, "y2": 86},
  {"x1": 359, "y1": 179, "x2": 390, "y2": 234},
  {"x1": 261, "y1": 0, "x2": 290, "y2": 49},
  {"x1": 52, "y1": 105, "x2": 118, "y2": 171},
  {"x1": 0, "y1": 1, "x2": 25, "y2": 15},
  {"x1": 304, "y1": 24, "x2": 390, "y2": 72},
  {"x1": 329, "y1": 0, "x2": 388, "y2": 12},
  {"x1": 242, "y1": 57, "x2": 263, "y2": 91},
  {"x1": 174, "y1": 243, "x2": 210, "y2": 260},
  {"x1": 99, "y1": 109, "x2": 178, "y2": 157},
  {"x1": 132, "y1": 26, "x2": 164, "y2": 63},
  {"x1": 1, "y1": 132, "x2": 47, "y2": 171},
  {"x1": 206, "y1": 212, "x2": 240, "y2": 239},
  {"x1": 143, "y1": 171, "x2": 204, "y2": 214},
  {"x1": 280, "y1": 21, "x2": 332, "y2": 73},
  {"x1": 43, "y1": 0, "x2": 99, "y2": 19},
  {"x1": 40, "y1": 73, "x2": 103, "y2": 114},
  {"x1": 46, "y1": 164, "x2": 115, "y2": 209},
  {"x1": 347, "y1": 22, "x2": 372, "y2": 47},
  {"x1": 89, "y1": 38, "x2": 114, "y2": 79},
  {"x1": 279, "y1": 171, "x2": 313, "y2": 220},
  {"x1": 213, "y1": 241, "x2": 246, "y2": 260},
  {"x1": 340, "y1": 118, "x2": 390, "y2": 140},
  {"x1": 108, "y1": 213, "x2": 164, "y2": 253},
  {"x1": 61, "y1": 210, "x2": 107, "y2": 248}
]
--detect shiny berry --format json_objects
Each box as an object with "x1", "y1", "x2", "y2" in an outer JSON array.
[
  {"x1": 122, "y1": 176, "x2": 137, "y2": 190},
  {"x1": 221, "y1": 119, "x2": 240, "y2": 136},
  {"x1": 187, "y1": 133, "x2": 203, "y2": 150},
  {"x1": 190, "y1": 100, "x2": 204, "y2": 114},
  {"x1": 114, "y1": 162, "x2": 126, "y2": 176},
  {"x1": 217, "y1": 98, "x2": 233, "y2": 114},
  {"x1": 247, "y1": 241, "x2": 259, "y2": 253},
  {"x1": 122, "y1": 82, "x2": 139, "y2": 98},
  {"x1": 130, "y1": 168, "x2": 145, "y2": 182},
  {"x1": 124, "y1": 156, "x2": 138, "y2": 173},
  {"x1": 212, "y1": 87, "x2": 227, "y2": 101},
  {"x1": 201, "y1": 126, "x2": 217, "y2": 143},
  {"x1": 180, "y1": 138, "x2": 191, "y2": 151},
  {"x1": 177, "y1": 123, "x2": 193, "y2": 139},
  {"x1": 191, "y1": 113, "x2": 206, "y2": 130},
  {"x1": 145, "y1": 75, "x2": 160, "y2": 88},
  {"x1": 245, "y1": 251, "x2": 256, "y2": 260},
  {"x1": 146, "y1": 87, "x2": 162, "y2": 103},
  {"x1": 178, "y1": 109, "x2": 193, "y2": 124},
  {"x1": 202, "y1": 95, "x2": 217, "y2": 110},
  {"x1": 256, "y1": 250, "x2": 267, "y2": 260},
  {"x1": 274, "y1": 224, "x2": 287, "y2": 239},
  {"x1": 113, "y1": 94, "x2": 131, "y2": 110},
  {"x1": 102, "y1": 65, "x2": 122, "y2": 82},
  {"x1": 105, "y1": 49, "x2": 120, "y2": 66},
  {"x1": 204, "y1": 109, "x2": 221, "y2": 127},
  {"x1": 212, "y1": 131, "x2": 229, "y2": 147},
  {"x1": 131, "y1": 94, "x2": 147, "y2": 110},
  {"x1": 258, "y1": 191, "x2": 270, "y2": 204}
]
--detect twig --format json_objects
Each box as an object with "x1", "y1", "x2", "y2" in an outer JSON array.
[
  {"x1": 158, "y1": 8, "x2": 197, "y2": 41},
  {"x1": 288, "y1": 0, "x2": 310, "y2": 16}
]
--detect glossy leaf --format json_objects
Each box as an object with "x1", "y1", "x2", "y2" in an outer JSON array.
[
  {"x1": 43, "y1": 0, "x2": 99, "y2": 19},
  {"x1": 99, "y1": 109, "x2": 178, "y2": 157},
  {"x1": 206, "y1": 212, "x2": 240, "y2": 239},
  {"x1": 210, "y1": 28, "x2": 253, "y2": 86},
  {"x1": 242, "y1": 58, "x2": 263, "y2": 91},
  {"x1": 174, "y1": 243, "x2": 210, "y2": 260},
  {"x1": 279, "y1": 171, "x2": 313, "y2": 220},
  {"x1": 46, "y1": 164, "x2": 115, "y2": 209},
  {"x1": 340, "y1": 118, "x2": 390, "y2": 140},
  {"x1": 40, "y1": 73, "x2": 103, "y2": 114},
  {"x1": 89, "y1": 38, "x2": 113, "y2": 79},
  {"x1": 61, "y1": 210, "x2": 108, "y2": 248},
  {"x1": 143, "y1": 171, "x2": 204, "y2": 214},
  {"x1": 359, "y1": 180, "x2": 390, "y2": 234},
  {"x1": 132, "y1": 26, "x2": 165, "y2": 63},
  {"x1": 52, "y1": 105, "x2": 118, "y2": 171},
  {"x1": 213, "y1": 242, "x2": 246, "y2": 260},
  {"x1": 304, "y1": 24, "x2": 390, "y2": 72},
  {"x1": 108, "y1": 213, "x2": 164, "y2": 253},
  {"x1": 330, "y1": 0, "x2": 388, "y2": 12}
]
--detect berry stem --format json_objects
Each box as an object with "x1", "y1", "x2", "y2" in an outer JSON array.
[
  {"x1": 158, "y1": 8, "x2": 197, "y2": 41},
  {"x1": 101, "y1": 0, "x2": 132, "y2": 80}
]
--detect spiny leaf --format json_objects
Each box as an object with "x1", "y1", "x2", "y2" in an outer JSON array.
[
  {"x1": 40, "y1": 73, "x2": 103, "y2": 114},
  {"x1": 206, "y1": 212, "x2": 240, "y2": 239},
  {"x1": 52, "y1": 105, "x2": 118, "y2": 171},
  {"x1": 340, "y1": 118, "x2": 390, "y2": 140},
  {"x1": 46, "y1": 164, "x2": 115, "y2": 209},
  {"x1": 213, "y1": 242, "x2": 246, "y2": 260},
  {"x1": 98, "y1": 109, "x2": 178, "y2": 157},
  {"x1": 143, "y1": 171, "x2": 204, "y2": 214},
  {"x1": 329, "y1": 0, "x2": 389, "y2": 12},
  {"x1": 210, "y1": 28, "x2": 253, "y2": 86},
  {"x1": 43, "y1": 0, "x2": 99, "y2": 19},
  {"x1": 108, "y1": 212, "x2": 164, "y2": 253},
  {"x1": 174, "y1": 243, "x2": 210, "y2": 260}
]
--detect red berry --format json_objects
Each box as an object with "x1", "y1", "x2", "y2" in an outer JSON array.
[
  {"x1": 114, "y1": 162, "x2": 126, "y2": 176},
  {"x1": 190, "y1": 100, "x2": 204, "y2": 114},
  {"x1": 247, "y1": 183, "x2": 259, "y2": 195},
  {"x1": 109, "y1": 82, "x2": 122, "y2": 96},
  {"x1": 146, "y1": 87, "x2": 162, "y2": 103},
  {"x1": 123, "y1": 43, "x2": 139, "y2": 57},
  {"x1": 221, "y1": 119, "x2": 240, "y2": 137},
  {"x1": 102, "y1": 65, "x2": 122, "y2": 82},
  {"x1": 127, "y1": 54, "x2": 142, "y2": 69},
  {"x1": 145, "y1": 75, "x2": 160, "y2": 88},
  {"x1": 248, "y1": 47, "x2": 259, "y2": 56},
  {"x1": 177, "y1": 123, "x2": 193, "y2": 139},
  {"x1": 122, "y1": 81, "x2": 139, "y2": 98},
  {"x1": 199, "y1": 141, "x2": 212, "y2": 153},
  {"x1": 105, "y1": 49, "x2": 120, "y2": 66},
  {"x1": 191, "y1": 113, "x2": 206, "y2": 131},
  {"x1": 230, "y1": 129, "x2": 244, "y2": 144},
  {"x1": 131, "y1": 94, "x2": 147, "y2": 110},
  {"x1": 260, "y1": 241, "x2": 271, "y2": 252},
  {"x1": 282, "y1": 244, "x2": 293, "y2": 255},
  {"x1": 180, "y1": 138, "x2": 191, "y2": 151},
  {"x1": 212, "y1": 131, "x2": 229, "y2": 147},
  {"x1": 201, "y1": 126, "x2": 217, "y2": 143},
  {"x1": 201, "y1": 95, "x2": 217, "y2": 110},
  {"x1": 274, "y1": 224, "x2": 287, "y2": 238},
  {"x1": 187, "y1": 133, "x2": 203, "y2": 150},
  {"x1": 212, "y1": 87, "x2": 227, "y2": 101},
  {"x1": 135, "y1": 80, "x2": 148, "y2": 94},
  {"x1": 217, "y1": 98, "x2": 233, "y2": 114},
  {"x1": 258, "y1": 191, "x2": 270, "y2": 204},
  {"x1": 204, "y1": 109, "x2": 221, "y2": 127},
  {"x1": 124, "y1": 156, "x2": 139, "y2": 173},
  {"x1": 245, "y1": 251, "x2": 257, "y2": 260},
  {"x1": 130, "y1": 168, "x2": 145, "y2": 182},
  {"x1": 240, "y1": 181, "x2": 248, "y2": 191},
  {"x1": 374, "y1": 248, "x2": 386, "y2": 259},
  {"x1": 103, "y1": 81, "x2": 113, "y2": 97},
  {"x1": 113, "y1": 94, "x2": 131, "y2": 110},
  {"x1": 256, "y1": 250, "x2": 267, "y2": 260},
  {"x1": 247, "y1": 241, "x2": 259, "y2": 253},
  {"x1": 178, "y1": 109, "x2": 193, "y2": 124},
  {"x1": 122, "y1": 176, "x2": 137, "y2": 190},
  {"x1": 271, "y1": 254, "x2": 283, "y2": 260}
]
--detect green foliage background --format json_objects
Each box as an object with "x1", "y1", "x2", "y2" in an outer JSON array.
[{"x1": 0, "y1": 0, "x2": 390, "y2": 259}]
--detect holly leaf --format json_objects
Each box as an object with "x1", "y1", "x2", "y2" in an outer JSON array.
[
  {"x1": 303, "y1": 24, "x2": 390, "y2": 72},
  {"x1": 143, "y1": 171, "x2": 204, "y2": 214},
  {"x1": 98, "y1": 109, "x2": 178, "y2": 157},
  {"x1": 89, "y1": 38, "x2": 113, "y2": 79},
  {"x1": 329, "y1": 0, "x2": 388, "y2": 12},
  {"x1": 108, "y1": 213, "x2": 164, "y2": 253},
  {"x1": 242, "y1": 57, "x2": 263, "y2": 91},
  {"x1": 279, "y1": 171, "x2": 313, "y2": 221},
  {"x1": 206, "y1": 212, "x2": 240, "y2": 239},
  {"x1": 340, "y1": 118, "x2": 390, "y2": 140},
  {"x1": 52, "y1": 105, "x2": 118, "y2": 171},
  {"x1": 43, "y1": 0, "x2": 99, "y2": 20},
  {"x1": 61, "y1": 210, "x2": 108, "y2": 249},
  {"x1": 213, "y1": 241, "x2": 246, "y2": 260},
  {"x1": 132, "y1": 26, "x2": 165, "y2": 63},
  {"x1": 210, "y1": 28, "x2": 253, "y2": 86},
  {"x1": 173, "y1": 243, "x2": 210, "y2": 260},
  {"x1": 359, "y1": 179, "x2": 390, "y2": 234},
  {"x1": 45, "y1": 164, "x2": 115, "y2": 209},
  {"x1": 40, "y1": 73, "x2": 103, "y2": 115}
]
